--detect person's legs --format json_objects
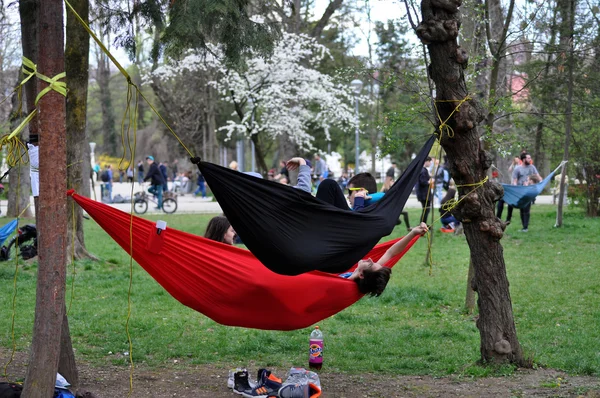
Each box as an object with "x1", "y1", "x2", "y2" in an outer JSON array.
[
  {"x1": 507, "y1": 205, "x2": 514, "y2": 222},
  {"x1": 496, "y1": 199, "x2": 504, "y2": 218},
  {"x1": 401, "y1": 211, "x2": 410, "y2": 230},
  {"x1": 199, "y1": 181, "x2": 206, "y2": 197},
  {"x1": 420, "y1": 200, "x2": 430, "y2": 223},
  {"x1": 156, "y1": 185, "x2": 163, "y2": 208},
  {"x1": 520, "y1": 203, "x2": 531, "y2": 230},
  {"x1": 316, "y1": 179, "x2": 350, "y2": 210}
]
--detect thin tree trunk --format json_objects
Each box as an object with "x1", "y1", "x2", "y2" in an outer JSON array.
[
  {"x1": 416, "y1": 0, "x2": 526, "y2": 365},
  {"x1": 555, "y1": 0, "x2": 575, "y2": 227},
  {"x1": 66, "y1": 0, "x2": 95, "y2": 262},
  {"x1": 23, "y1": 0, "x2": 68, "y2": 396}
]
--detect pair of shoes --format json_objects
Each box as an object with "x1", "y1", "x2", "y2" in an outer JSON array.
[
  {"x1": 278, "y1": 382, "x2": 321, "y2": 398},
  {"x1": 154, "y1": 206, "x2": 161, "y2": 210},
  {"x1": 241, "y1": 369, "x2": 282, "y2": 398},
  {"x1": 440, "y1": 227, "x2": 454, "y2": 233},
  {"x1": 520, "y1": 228, "x2": 528, "y2": 232}
]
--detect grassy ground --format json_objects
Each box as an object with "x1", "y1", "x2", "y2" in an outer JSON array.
[{"x1": 0, "y1": 205, "x2": 598, "y2": 378}]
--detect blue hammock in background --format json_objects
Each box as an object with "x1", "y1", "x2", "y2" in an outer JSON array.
[
  {"x1": 0, "y1": 219, "x2": 18, "y2": 246},
  {"x1": 502, "y1": 161, "x2": 567, "y2": 209}
]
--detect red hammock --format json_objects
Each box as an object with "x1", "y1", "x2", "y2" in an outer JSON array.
[{"x1": 69, "y1": 191, "x2": 419, "y2": 331}]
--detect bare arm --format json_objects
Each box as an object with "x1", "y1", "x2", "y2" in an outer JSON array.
[{"x1": 378, "y1": 223, "x2": 428, "y2": 266}]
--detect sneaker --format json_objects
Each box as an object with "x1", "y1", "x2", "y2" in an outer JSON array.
[
  {"x1": 440, "y1": 227, "x2": 454, "y2": 233},
  {"x1": 520, "y1": 228, "x2": 528, "y2": 232},
  {"x1": 241, "y1": 369, "x2": 282, "y2": 398},
  {"x1": 278, "y1": 382, "x2": 322, "y2": 398},
  {"x1": 284, "y1": 367, "x2": 321, "y2": 389},
  {"x1": 232, "y1": 369, "x2": 255, "y2": 395}
]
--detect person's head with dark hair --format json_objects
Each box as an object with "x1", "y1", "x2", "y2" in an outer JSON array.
[
  {"x1": 347, "y1": 172, "x2": 377, "y2": 194},
  {"x1": 520, "y1": 152, "x2": 533, "y2": 165},
  {"x1": 204, "y1": 216, "x2": 236, "y2": 245},
  {"x1": 353, "y1": 259, "x2": 392, "y2": 297}
]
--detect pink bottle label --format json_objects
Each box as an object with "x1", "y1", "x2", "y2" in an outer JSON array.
[{"x1": 309, "y1": 339, "x2": 323, "y2": 363}]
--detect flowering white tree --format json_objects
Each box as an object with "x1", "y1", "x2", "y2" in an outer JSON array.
[{"x1": 152, "y1": 32, "x2": 366, "y2": 167}]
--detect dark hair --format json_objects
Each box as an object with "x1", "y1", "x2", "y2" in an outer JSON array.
[
  {"x1": 520, "y1": 152, "x2": 530, "y2": 161},
  {"x1": 204, "y1": 216, "x2": 231, "y2": 244},
  {"x1": 348, "y1": 172, "x2": 377, "y2": 194},
  {"x1": 356, "y1": 267, "x2": 392, "y2": 297},
  {"x1": 425, "y1": 156, "x2": 432, "y2": 162}
]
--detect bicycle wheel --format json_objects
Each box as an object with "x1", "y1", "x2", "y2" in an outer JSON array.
[
  {"x1": 134, "y1": 199, "x2": 148, "y2": 214},
  {"x1": 162, "y1": 198, "x2": 177, "y2": 214},
  {"x1": 5, "y1": 236, "x2": 36, "y2": 261}
]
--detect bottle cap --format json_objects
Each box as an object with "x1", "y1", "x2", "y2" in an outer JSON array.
[{"x1": 156, "y1": 220, "x2": 167, "y2": 230}]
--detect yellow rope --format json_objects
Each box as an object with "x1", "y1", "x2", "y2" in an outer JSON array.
[
  {"x1": 3, "y1": 164, "x2": 27, "y2": 380},
  {"x1": 433, "y1": 96, "x2": 472, "y2": 139}
]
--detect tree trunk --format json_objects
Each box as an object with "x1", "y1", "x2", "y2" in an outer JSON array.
[
  {"x1": 416, "y1": 0, "x2": 525, "y2": 365},
  {"x1": 66, "y1": 0, "x2": 95, "y2": 262},
  {"x1": 95, "y1": 33, "x2": 117, "y2": 155},
  {"x1": 22, "y1": 0, "x2": 68, "y2": 396},
  {"x1": 7, "y1": 89, "x2": 33, "y2": 218},
  {"x1": 12, "y1": 0, "x2": 38, "y2": 219},
  {"x1": 555, "y1": 0, "x2": 575, "y2": 227}
]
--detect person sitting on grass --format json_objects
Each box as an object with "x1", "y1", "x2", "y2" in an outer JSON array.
[{"x1": 338, "y1": 223, "x2": 429, "y2": 296}]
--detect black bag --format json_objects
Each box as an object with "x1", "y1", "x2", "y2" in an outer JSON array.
[
  {"x1": 100, "y1": 170, "x2": 110, "y2": 182},
  {"x1": 0, "y1": 382, "x2": 22, "y2": 398}
]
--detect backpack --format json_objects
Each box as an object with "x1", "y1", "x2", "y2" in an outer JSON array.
[
  {"x1": 100, "y1": 170, "x2": 110, "y2": 182},
  {"x1": 0, "y1": 382, "x2": 22, "y2": 398}
]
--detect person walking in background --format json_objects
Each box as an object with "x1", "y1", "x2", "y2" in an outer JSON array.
[
  {"x1": 126, "y1": 165, "x2": 134, "y2": 183},
  {"x1": 512, "y1": 152, "x2": 542, "y2": 232},
  {"x1": 137, "y1": 160, "x2": 144, "y2": 184},
  {"x1": 171, "y1": 159, "x2": 179, "y2": 181},
  {"x1": 159, "y1": 161, "x2": 169, "y2": 192},
  {"x1": 382, "y1": 162, "x2": 398, "y2": 192},
  {"x1": 434, "y1": 158, "x2": 450, "y2": 206},
  {"x1": 144, "y1": 156, "x2": 165, "y2": 210},
  {"x1": 194, "y1": 171, "x2": 207, "y2": 199},
  {"x1": 416, "y1": 157, "x2": 433, "y2": 223}
]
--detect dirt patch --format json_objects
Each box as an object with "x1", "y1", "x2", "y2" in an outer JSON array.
[{"x1": 2, "y1": 349, "x2": 599, "y2": 397}]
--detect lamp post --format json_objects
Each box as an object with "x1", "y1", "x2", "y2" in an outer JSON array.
[{"x1": 350, "y1": 79, "x2": 363, "y2": 174}]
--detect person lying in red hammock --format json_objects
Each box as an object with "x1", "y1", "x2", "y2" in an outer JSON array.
[{"x1": 338, "y1": 222, "x2": 429, "y2": 296}]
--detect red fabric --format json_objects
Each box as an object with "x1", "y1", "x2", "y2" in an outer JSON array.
[{"x1": 70, "y1": 191, "x2": 420, "y2": 331}]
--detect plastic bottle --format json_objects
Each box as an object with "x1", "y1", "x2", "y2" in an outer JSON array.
[{"x1": 308, "y1": 326, "x2": 323, "y2": 370}]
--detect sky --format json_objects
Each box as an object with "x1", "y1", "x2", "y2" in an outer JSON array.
[{"x1": 314, "y1": 0, "x2": 408, "y2": 57}]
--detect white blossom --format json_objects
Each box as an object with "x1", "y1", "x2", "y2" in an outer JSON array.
[{"x1": 150, "y1": 33, "x2": 368, "y2": 150}]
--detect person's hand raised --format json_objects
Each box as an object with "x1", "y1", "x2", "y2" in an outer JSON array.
[{"x1": 285, "y1": 157, "x2": 306, "y2": 171}]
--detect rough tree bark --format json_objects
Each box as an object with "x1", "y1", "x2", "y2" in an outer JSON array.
[
  {"x1": 416, "y1": 0, "x2": 526, "y2": 364},
  {"x1": 22, "y1": 0, "x2": 68, "y2": 396}
]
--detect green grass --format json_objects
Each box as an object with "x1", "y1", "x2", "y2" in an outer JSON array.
[{"x1": 1, "y1": 206, "x2": 599, "y2": 377}]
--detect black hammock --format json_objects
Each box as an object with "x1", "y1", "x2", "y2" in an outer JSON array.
[{"x1": 193, "y1": 135, "x2": 435, "y2": 276}]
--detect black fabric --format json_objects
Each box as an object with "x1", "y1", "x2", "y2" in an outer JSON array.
[
  {"x1": 196, "y1": 135, "x2": 435, "y2": 276},
  {"x1": 315, "y1": 179, "x2": 351, "y2": 210}
]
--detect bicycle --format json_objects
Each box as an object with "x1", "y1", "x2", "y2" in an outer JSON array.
[
  {"x1": 133, "y1": 190, "x2": 178, "y2": 214},
  {"x1": 0, "y1": 224, "x2": 38, "y2": 261}
]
